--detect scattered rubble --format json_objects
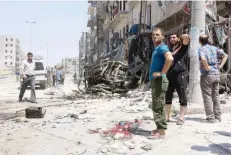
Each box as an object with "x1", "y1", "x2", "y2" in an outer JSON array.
[
  {"x1": 25, "y1": 106, "x2": 46, "y2": 118},
  {"x1": 141, "y1": 143, "x2": 153, "y2": 151},
  {"x1": 84, "y1": 60, "x2": 129, "y2": 94}
]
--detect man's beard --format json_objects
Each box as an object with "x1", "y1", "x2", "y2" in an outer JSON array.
[{"x1": 171, "y1": 40, "x2": 179, "y2": 46}]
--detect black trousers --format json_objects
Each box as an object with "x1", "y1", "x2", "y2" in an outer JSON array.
[
  {"x1": 165, "y1": 71, "x2": 188, "y2": 106},
  {"x1": 52, "y1": 76, "x2": 56, "y2": 86}
]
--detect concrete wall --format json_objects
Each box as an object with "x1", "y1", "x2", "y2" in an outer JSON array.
[
  {"x1": 114, "y1": 17, "x2": 128, "y2": 38},
  {"x1": 150, "y1": 1, "x2": 187, "y2": 26}
]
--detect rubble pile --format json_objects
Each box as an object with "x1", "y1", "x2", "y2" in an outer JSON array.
[{"x1": 84, "y1": 59, "x2": 129, "y2": 94}]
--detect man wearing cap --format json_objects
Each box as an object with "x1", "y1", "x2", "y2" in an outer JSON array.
[{"x1": 19, "y1": 52, "x2": 37, "y2": 103}]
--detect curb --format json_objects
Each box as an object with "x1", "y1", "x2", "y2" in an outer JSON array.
[{"x1": 172, "y1": 102, "x2": 231, "y2": 115}]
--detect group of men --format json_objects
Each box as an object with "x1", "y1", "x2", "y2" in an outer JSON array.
[
  {"x1": 18, "y1": 52, "x2": 66, "y2": 103},
  {"x1": 50, "y1": 66, "x2": 65, "y2": 86},
  {"x1": 149, "y1": 27, "x2": 228, "y2": 139}
]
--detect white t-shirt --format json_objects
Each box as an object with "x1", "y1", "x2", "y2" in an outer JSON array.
[{"x1": 20, "y1": 60, "x2": 35, "y2": 75}]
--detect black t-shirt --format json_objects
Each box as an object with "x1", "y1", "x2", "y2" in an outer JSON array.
[{"x1": 168, "y1": 44, "x2": 189, "y2": 74}]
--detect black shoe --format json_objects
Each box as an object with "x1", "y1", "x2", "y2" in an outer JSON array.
[{"x1": 19, "y1": 98, "x2": 23, "y2": 102}]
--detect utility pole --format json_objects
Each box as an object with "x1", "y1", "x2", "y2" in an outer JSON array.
[
  {"x1": 96, "y1": 1, "x2": 100, "y2": 64},
  {"x1": 225, "y1": 2, "x2": 231, "y2": 82},
  {"x1": 46, "y1": 44, "x2": 48, "y2": 67},
  {"x1": 26, "y1": 21, "x2": 36, "y2": 52},
  {"x1": 188, "y1": 1, "x2": 205, "y2": 104},
  {"x1": 84, "y1": 32, "x2": 88, "y2": 89}
]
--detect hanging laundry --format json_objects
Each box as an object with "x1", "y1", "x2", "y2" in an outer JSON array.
[{"x1": 214, "y1": 25, "x2": 228, "y2": 47}]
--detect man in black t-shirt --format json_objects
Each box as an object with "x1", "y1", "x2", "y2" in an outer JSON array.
[{"x1": 165, "y1": 33, "x2": 190, "y2": 125}]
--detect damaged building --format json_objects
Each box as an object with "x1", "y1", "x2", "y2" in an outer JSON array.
[{"x1": 78, "y1": 0, "x2": 231, "y2": 94}]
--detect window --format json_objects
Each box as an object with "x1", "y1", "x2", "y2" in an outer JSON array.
[
  {"x1": 11, "y1": 38, "x2": 13, "y2": 41},
  {"x1": 10, "y1": 62, "x2": 12, "y2": 65},
  {"x1": 5, "y1": 56, "x2": 7, "y2": 59},
  {"x1": 6, "y1": 38, "x2": 8, "y2": 41},
  {"x1": 123, "y1": 1, "x2": 126, "y2": 10},
  {"x1": 126, "y1": 24, "x2": 129, "y2": 33},
  {"x1": 35, "y1": 62, "x2": 44, "y2": 70},
  {"x1": 11, "y1": 50, "x2": 12, "y2": 53},
  {"x1": 5, "y1": 62, "x2": 7, "y2": 65},
  {"x1": 119, "y1": 1, "x2": 122, "y2": 11},
  {"x1": 11, "y1": 44, "x2": 13, "y2": 47},
  {"x1": 123, "y1": 27, "x2": 125, "y2": 36},
  {"x1": 5, "y1": 44, "x2": 7, "y2": 47},
  {"x1": 5, "y1": 50, "x2": 7, "y2": 53}
]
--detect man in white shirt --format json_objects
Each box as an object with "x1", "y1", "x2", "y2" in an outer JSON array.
[{"x1": 19, "y1": 52, "x2": 37, "y2": 103}]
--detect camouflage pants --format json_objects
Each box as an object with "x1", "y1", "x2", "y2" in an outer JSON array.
[{"x1": 151, "y1": 76, "x2": 168, "y2": 130}]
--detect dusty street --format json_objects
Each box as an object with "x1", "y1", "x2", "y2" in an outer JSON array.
[{"x1": 0, "y1": 75, "x2": 231, "y2": 155}]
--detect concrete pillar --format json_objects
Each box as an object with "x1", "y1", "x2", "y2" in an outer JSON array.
[{"x1": 188, "y1": 1, "x2": 205, "y2": 104}]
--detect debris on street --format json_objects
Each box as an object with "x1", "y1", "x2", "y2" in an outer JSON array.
[
  {"x1": 25, "y1": 106, "x2": 46, "y2": 118},
  {"x1": 84, "y1": 59, "x2": 129, "y2": 94},
  {"x1": 89, "y1": 119, "x2": 142, "y2": 139}
]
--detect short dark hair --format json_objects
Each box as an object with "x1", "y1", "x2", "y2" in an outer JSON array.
[
  {"x1": 199, "y1": 34, "x2": 209, "y2": 45},
  {"x1": 169, "y1": 33, "x2": 180, "y2": 37},
  {"x1": 27, "y1": 52, "x2": 33, "y2": 56},
  {"x1": 152, "y1": 27, "x2": 165, "y2": 36}
]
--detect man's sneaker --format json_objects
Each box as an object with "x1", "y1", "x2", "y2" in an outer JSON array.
[{"x1": 18, "y1": 98, "x2": 23, "y2": 102}]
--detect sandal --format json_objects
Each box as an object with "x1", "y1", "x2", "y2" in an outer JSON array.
[
  {"x1": 166, "y1": 118, "x2": 176, "y2": 122},
  {"x1": 148, "y1": 131, "x2": 165, "y2": 140},
  {"x1": 176, "y1": 119, "x2": 184, "y2": 125}
]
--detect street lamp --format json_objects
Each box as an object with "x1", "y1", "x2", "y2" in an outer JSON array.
[
  {"x1": 26, "y1": 21, "x2": 36, "y2": 53},
  {"x1": 45, "y1": 44, "x2": 48, "y2": 67}
]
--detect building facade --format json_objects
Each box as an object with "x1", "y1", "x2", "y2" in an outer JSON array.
[
  {"x1": 61, "y1": 57, "x2": 76, "y2": 73},
  {"x1": 81, "y1": 0, "x2": 229, "y2": 72},
  {"x1": 0, "y1": 35, "x2": 21, "y2": 73}
]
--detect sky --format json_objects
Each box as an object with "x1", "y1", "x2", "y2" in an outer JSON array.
[{"x1": 0, "y1": 1, "x2": 90, "y2": 66}]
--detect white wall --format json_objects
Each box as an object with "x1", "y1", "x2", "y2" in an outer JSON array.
[{"x1": 150, "y1": 1, "x2": 187, "y2": 26}]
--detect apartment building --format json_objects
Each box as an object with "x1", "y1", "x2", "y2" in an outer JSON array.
[
  {"x1": 61, "y1": 57, "x2": 76, "y2": 73},
  {"x1": 0, "y1": 35, "x2": 21, "y2": 73},
  {"x1": 84, "y1": 0, "x2": 229, "y2": 63}
]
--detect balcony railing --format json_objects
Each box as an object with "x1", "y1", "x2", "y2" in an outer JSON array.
[{"x1": 87, "y1": 15, "x2": 96, "y2": 27}]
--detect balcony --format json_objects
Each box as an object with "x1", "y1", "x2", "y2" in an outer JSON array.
[
  {"x1": 103, "y1": 9, "x2": 129, "y2": 32},
  {"x1": 87, "y1": 15, "x2": 96, "y2": 28},
  {"x1": 127, "y1": 0, "x2": 139, "y2": 8},
  {"x1": 152, "y1": 1, "x2": 189, "y2": 27},
  {"x1": 88, "y1": 0, "x2": 96, "y2": 7},
  {"x1": 96, "y1": 2, "x2": 109, "y2": 19},
  {"x1": 88, "y1": 4, "x2": 95, "y2": 15}
]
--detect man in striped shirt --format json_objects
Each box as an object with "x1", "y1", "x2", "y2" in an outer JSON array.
[{"x1": 198, "y1": 34, "x2": 228, "y2": 123}]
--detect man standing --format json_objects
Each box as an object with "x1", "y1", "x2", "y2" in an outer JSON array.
[
  {"x1": 149, "y1": 27, "x2": 173, "y2": 139},
  {"x1": 51, "y1": 67, "x2": 56, "y2": 86},
  {"x1": 165, "y1": 33, "x2": 190, "y2": 125},
  {"x1": 61, "y1": 66, "x2": 65, "y2": 85},
  {"x1": 19, "y1": 52, "x2": 37, "y2": 103},
  {"x1": 198, "y1": 34, "x2": 228, "y2": 123},
  {"x1": 56, "y1": 67, "x2": 63, "y2": 85}
]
